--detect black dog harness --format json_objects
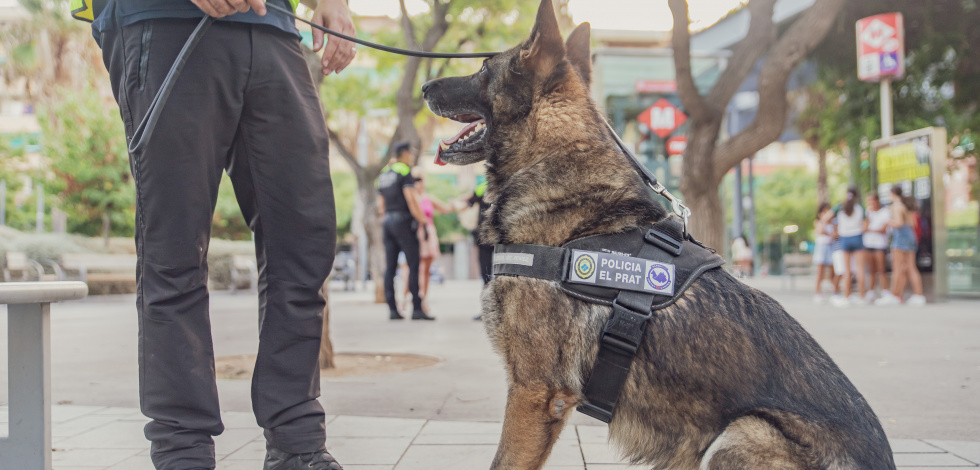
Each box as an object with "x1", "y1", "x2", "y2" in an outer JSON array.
[{"x1": 492, "y1": 218, "x2": 725, "y2": 423}]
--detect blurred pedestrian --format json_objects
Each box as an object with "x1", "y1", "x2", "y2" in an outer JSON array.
[
  {"x1": 402, "y1": 169, "x2": 453, "y2": 312},
  {"x1": 876, "y1": 186, "x2": 926, "y2": 306},
  {"x1": 863, "y1": 193, "x2": 895, "y2": 303},
  {"x1": 731, "y1": 234, "x2": 753, "y2": 277},
  {"x1": 835, "y1": 187, "x2": 867, "y2": 306},
  {"x1": 813, "y1": 203, "x2": 839, "y2": 303},
  {"x1": 378, "y1": 143, "x2": 435, "y2": 320}
]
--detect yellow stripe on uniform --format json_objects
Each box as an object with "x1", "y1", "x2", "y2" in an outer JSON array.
[{"x1": 69, "y1": 0, "x2": 95, "y2": 22}]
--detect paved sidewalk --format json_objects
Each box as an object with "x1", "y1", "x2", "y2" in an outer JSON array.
[{"x1": 2, "y1": 404, "x2": 978, "y2": 469}]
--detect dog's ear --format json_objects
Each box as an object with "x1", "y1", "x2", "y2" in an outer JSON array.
[
  {"x1": 565, "y1": 22, "x2": 591, "y2": 87},
  {"x1": 524, "y1": 0, "x2": 564, "y2": 69}
]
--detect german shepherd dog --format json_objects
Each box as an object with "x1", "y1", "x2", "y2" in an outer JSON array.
[{"x1": 421, "y1": 1, "x2": 895, "y2": 468}]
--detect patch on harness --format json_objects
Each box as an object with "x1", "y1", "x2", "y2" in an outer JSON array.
[{"x1": 568, "y1": 250, "x2": 675, "y2": 295}]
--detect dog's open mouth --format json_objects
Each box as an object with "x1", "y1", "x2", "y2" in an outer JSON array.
[{"x1": 435, "y1": 113, "x2": 488, "y2": 166}]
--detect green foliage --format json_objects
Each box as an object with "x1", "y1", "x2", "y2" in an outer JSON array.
[
  {"x1": 210, "y1": 173, "x2": 251, "y2": 241},
  {"x1": 332, "y1": 171, "x2": 357, "y2": 240},
  {"x1": 754, "y1": 168, "x2": 819, "y2": 243},
  {"x1": 39, "y1": 83, "x2": 135, "y2": 237}
]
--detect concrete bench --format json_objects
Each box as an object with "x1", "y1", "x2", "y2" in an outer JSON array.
[
  {"x1": 0, "y1": 281, "x2": 88, "y2": 470},
  {"x1": 230, "y1": 254, "x2": 258, "y2": 293},
  {"x1": 60, "y1": 253, "x2": 137, "y2": 285},
  {"x1": 781, "y1": 253, "x2": 814, "y2": 290}
]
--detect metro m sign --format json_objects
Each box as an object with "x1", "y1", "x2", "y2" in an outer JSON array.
[
  {"x1": 856, "y1": 13, "x2": 905, "y2": 82},
  {"x1": 638, "y1": 99, "x2": 687, "y2": 139}
]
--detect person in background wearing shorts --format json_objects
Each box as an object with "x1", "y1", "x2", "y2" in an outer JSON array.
[
  {"x1": 862, "y1": 193, "x2": 896, "y2": 303},
  {"x1": 876, "y1": 186, "x2": 926, "y2": 306},
  {"x1": 835, "y1": 187, "x2": 868, "y2": 306},
  {"x1": 813, "y1": 203, "x2": 839, "y2": 303}
]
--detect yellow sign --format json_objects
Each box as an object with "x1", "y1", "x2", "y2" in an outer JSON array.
[{"x1": 877, "y1": 142, "x2": 930, "y2": 184}]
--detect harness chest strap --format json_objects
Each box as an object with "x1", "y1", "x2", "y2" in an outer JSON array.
[{"x1": 492, "y1": 219, "x2": 725, "y2": 423}]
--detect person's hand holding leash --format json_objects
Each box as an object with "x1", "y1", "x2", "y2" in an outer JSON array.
[
  {"x1": 191, "y1": 0, "x2": 266, "y2": 18},
  {"x1": 312, "y1": 0, "x2": 357, "y2": 75}
]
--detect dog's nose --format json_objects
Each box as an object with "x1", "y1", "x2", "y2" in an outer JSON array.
[{"x1": 421, "y1": 80, "x2": 436, "y2": 95}]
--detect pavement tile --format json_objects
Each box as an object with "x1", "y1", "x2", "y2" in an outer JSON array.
[
  {"x1": 93, "y1": 407, "x2": 143, "y2": 416},
  {"x1": 52, "y1": 414, "x2": 128, "y2": 438},
  {"x1": 394, "y1": 444, "x2": 497, "y2": 470},
  {"x1": 576, "y1": 425, "x2": 610, "y2": 444},
  {"x1": 217, "y1": 460, "x2": 264, "y2": 469},
  {"x1": 214, "y1": 427, "x2": 264, "y2": 457},
  {"x1": 55, "y1": 420, "x2": 151, "y2": 449},
  {"x1": 50, "y1": 448, "x2": 143, "y2": 467},
  {"x1": 326, "y1": 415, "x2": 426, "y2": 438},
  {"x1": 419, "y1": 420, "x2": 502, "y2": 435},
  {"x1": 543, "y1": 440, "x2": 586, "y2": 466},
  {"x1": 223, "y1": 439, "x2": 268, "y2": 461},
  {"x1": 51, "y1": 405, "x2": 106, "y2": 423},
  {"x1": 103, "y1": 454, "x2": 156, "y2": 470},
  {"x1": 890, "y1": 439, "x2": 946, "y2": 453},
  {"x1": 893, "y1": 452, "x2": 978, "y2": 467},
  {"x1": 220, "y1": 410, "x2": 259, "y2": 429},
  {"x1": 581, "y1": 442, "x2": 627, "y2": 465},
  {"x1": 327, "y1": 437, "x2": 414, "y2": 465},
  {"x1": 926, "y1": 440, "x2": 980, "y2": 464},
  {"x1": 413, "y1": 433, "x2": 500, "y2": 445},
  {"x1": 338, "y1": 467, "x2": 394, "y2": 470}
]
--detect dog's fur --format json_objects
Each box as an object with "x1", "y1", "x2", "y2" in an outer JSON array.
[{"x1": 422, "y1": 2, "x2": 895, "y2": 468}]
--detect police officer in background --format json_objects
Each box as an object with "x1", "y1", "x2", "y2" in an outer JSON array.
[
  {"x1": 465, "y1": 180, "x2": 493, "y2": 320},
  {"x1": 378, "y1": 143, "x2": 435, "y2": 321}
]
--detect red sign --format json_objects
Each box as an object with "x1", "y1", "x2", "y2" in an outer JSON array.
[
  {"x1": 666, "y1": 136, "x2": 686, "y2": 156},
  {"x1": 638, "y1": 99, "x2": 687, "y2": 139},
  {"x1": 856, "y1": 13, "x2": 905, "y2": 82},
  {"x1": 635, "y1": 80, "x2": 677, "y2": 94}
]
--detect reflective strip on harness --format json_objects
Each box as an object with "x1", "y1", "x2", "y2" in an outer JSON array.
[{"x1": 568, "y1": 249, "x2": 675, "y2": 296}]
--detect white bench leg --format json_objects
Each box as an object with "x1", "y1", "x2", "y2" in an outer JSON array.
[{"x1": 0, "y1": 302, "x2": 52, "y2": 470}]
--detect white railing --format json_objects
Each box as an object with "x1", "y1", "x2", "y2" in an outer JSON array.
[{"x1": 0, "y1": 282, "x2": 88, "y2": 470}]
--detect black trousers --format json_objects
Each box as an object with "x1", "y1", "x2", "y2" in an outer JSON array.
[
  {"x1": 383, "y1": 212, "x2": 422, "y2": 312},
  {"x1": 100, "y1": 19, "x2": 336, "y2": 470}
]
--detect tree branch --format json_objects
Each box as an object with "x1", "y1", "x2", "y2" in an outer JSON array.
[
  {"x1": 399, "y1": 0, "x2": 420, "y2": 50},
  {"x1": 713, "y1": 0, "x2": 847, "y2": 181},
  {"x1": 705, "y1": 0, "x2": 777, "y2": 108},
  {"x1": 668, "y1": 0, "x2": 712, "y2": 122},
  {"x1": 326, "y1": 123, "x2": 361, "y2": 174}
]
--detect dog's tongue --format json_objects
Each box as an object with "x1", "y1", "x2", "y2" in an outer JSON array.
[{"x1": 435, "y1": 119, "x2": 484, "y2": 166}]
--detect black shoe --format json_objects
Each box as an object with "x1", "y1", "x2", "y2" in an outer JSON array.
[
  {"x1": 411, "y1": 310, "x2": 436, "y2": 320},
  {"x1": 389, "y1": 310, "x2": 404, "y2": 320},
  {"x1": 264, "y1": 446, "x2": 343, "y2": 470}
]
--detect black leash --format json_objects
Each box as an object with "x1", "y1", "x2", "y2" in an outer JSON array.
[{"x1": 265, "y1": 3, "x2": 499, "y2": 59}]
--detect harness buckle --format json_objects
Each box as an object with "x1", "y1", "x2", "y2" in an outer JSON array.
[
  {"x1": 645, "y1": 228, "x2": 683, "y2": 257},
  {"x1": 599, "y1": 299, "x2": 650, "y2": 355}
]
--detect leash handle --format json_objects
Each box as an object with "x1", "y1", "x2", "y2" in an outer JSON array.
[
  {"x1": 603, "y1": 119, "x2": 692, "y2": 235},
  {"x1": 265, "y1": 2, "x2": 499, "y2": 59},
  {"x1": 128, "y1": 15, "x2": 215, "y2": 155}
]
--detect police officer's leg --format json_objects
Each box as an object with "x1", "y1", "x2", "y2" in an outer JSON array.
[
  {"x1": 399, "y1": 222, "x2": 425, "y2": 312},
  {"x1": 229, "y1": 25, "x2": 335, "y2": 454},
  {"x1": 382, "y1": 218, "x2": 403, "y2": 315},
  {"x1": 100, "y1": 19, "x2": 248, "y2": 469}
]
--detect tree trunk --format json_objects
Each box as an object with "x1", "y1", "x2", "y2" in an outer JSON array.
[
  {"x1": 356, "y1": 174, "x2": 387, "y2": 303},
  {"x1": 817, "y1": 149, "x2": 828, "y2": 205},
  {"x1": 679, "y1": 118, "x2": 725, "y2": 250},
  {"x1": 318, "y1": 280, "x2": 335, "y2": 369}
]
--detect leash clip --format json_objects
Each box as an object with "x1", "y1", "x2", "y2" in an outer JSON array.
[{"x1": 649, "y1": 182, "x2": 691, "y2": 237}]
